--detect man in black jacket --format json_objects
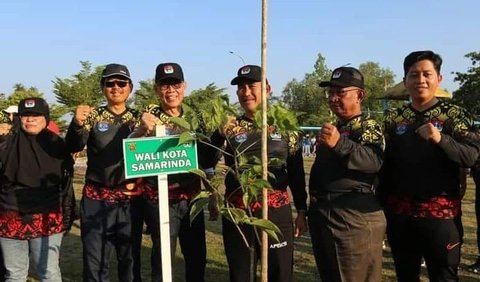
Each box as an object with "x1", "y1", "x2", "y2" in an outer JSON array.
[{"x1": 307, "y1": 66, "x2": 386, "y2": 282}]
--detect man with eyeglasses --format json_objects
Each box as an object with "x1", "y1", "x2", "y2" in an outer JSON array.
[
  {"x1": 302, "y1": 66, "x2": 386, "y2": 281},
  {"x1": 131, "y1": 62, "x2": 215, "y2": 282},
  {"x1": 65, "y1": 63, "x2": 144, "y2": 282}
]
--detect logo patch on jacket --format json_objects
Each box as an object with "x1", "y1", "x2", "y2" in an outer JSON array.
[
  {"x1": 97, "y1": 122, "x2": 109, "y2": 132},
  {"x1": 431, "y1": 119, "x2": 444, "y2": 132},
  {"x1": 395, "y1": 123, "x2": 408, "y2": 135},
  {"x1": 234, "y1": 132, "x2": 248, "y2": 144}
]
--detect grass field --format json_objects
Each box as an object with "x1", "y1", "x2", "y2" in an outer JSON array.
[{"x1": 41, "y1": 158, "x2": 480, "y2": 281}]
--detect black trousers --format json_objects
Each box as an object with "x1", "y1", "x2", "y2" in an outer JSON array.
[
  {"x1": 387, "y1": 215, "x2": 462, "y2": 282},
  {"x1": 80, "y1": 197, "x2": 144, "y2": 282},
  {"x1": 222, "y1": 204, "x2": 294, "y2": 282},
  {"x1": 143, "y1": 199, "x2": 206, "y2": 282},
  {"x1": 308, "y1": 193, "x2": 386, "y2": 282}
]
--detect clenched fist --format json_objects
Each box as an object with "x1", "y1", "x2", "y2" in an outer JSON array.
[
  {"x1": 73, "y1": 105, "x2": 93, "y2": 126},
  {"x1": 416, "y1": 123, "x2": 442, "y2": 144},
  {"x1": 318, "y1": 122, "x2": 340, "y2": 148},
  {"x1": 139, "y1": 112, "x2": 160, "y2": 136},
  {"x1": 0, "y1": 123, "x2": 12, "y2": 136}
]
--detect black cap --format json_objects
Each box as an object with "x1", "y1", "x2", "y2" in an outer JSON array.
[
  {"x1": 18, "y1": 97, "x2": 50, "y2": 119},
  {"x1": 231, "y1": 65, "x2": 263, "y2": 85},
  {"x1": 319, "y1": 67, "x2": 364, "y2": 89},
  {"x1": 101, "y1": 63, "x2": 131, "y2": 81},
  {"x1": 155, "y1": 63, "x2": 184, "y2": 84}
]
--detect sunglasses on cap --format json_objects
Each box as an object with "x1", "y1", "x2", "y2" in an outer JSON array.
[{"x1": 104, "y1": 80, "x2": 129, "y2": 88}]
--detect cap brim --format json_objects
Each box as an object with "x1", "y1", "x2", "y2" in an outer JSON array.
[
  {"x1": 19, "y1": 111, "x2": 44, "y2": 116},
  {"x1": 230, "y1": 77, "x2": 260, "y2": 85},
  {"x1": 156, "y1": 77, "x2": 183, "y2": 84},
  {"x1": 102, "y1": 73, "x2": 131, "y2": 80},
  {"x1": 318, "y1": 81, "x2": 332, "y2": 87},
  {"x1": 318, "y1": 81, "x2": 359, "y2": 88},
  {"x1": 4, "y1": 106, "x2": 17, "y2": 113}
]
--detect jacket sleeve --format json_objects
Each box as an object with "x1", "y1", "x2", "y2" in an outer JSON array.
[
  {"x1": 65, "y1": 120, "x2": 89, "y2": 153},
  {"x1": 61, "y1": 154, "x2": 78, "y2": 232},
  {"x1": 437, "y1": 133, "x2": 480, "y2": 168},
  {"x1": 287, "y1": 146, "x2": 307, "y2": 211},
  {"x1": 197, "y1": 137, "x2": 222, "y2": 171},
  {"x1": 437, "y1": 108, "x2": 480, "y2": 168},
  {"x1": 332, "y1": 120, "x2": 384, "y2": 174},
  {"x1": 201, "y1": 129, "x2": 226, "y2": 170}
]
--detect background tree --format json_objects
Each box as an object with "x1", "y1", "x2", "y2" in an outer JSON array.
[
  {"x1": 281, "y1": 53, "x2": 331, "y2": 126},
  {"x1": 358, "y1": 62, "x2": 396, "y2": 118},
  {"x1": 184, "y1": 83, "x2": 235, "y2": 135},
  {"x1": 452, "y1": 51, "x2": 480, "y2": 117},
  {"x1": 53, "y1": 61, "x2": 105, "y2": 110},
  {"x1": 0, "y1": 84, "x2": 43, "y2": 109},
  {"x1": 0, "y1": 84, "x2": 69, "y2": 130},
  {"x1": 132, "y1": 79, "x2": 156, "y2": 109}
]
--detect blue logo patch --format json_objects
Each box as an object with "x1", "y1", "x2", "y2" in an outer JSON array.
[
  {"x1": 269, "y1": 133, "x2": 282, "y2": 140},
  {"x1": 97, "y1": 122, "x2": 109, "y2": 132},
  {"x1": 431, "y1": 120, "x2": 443, "y2": 132},
  {"x1": 395, "y1": 123, "x2": 407, "y2": 135},
  {"x1": 234, "y1": 132, "x2": 248, "y2": 144}
]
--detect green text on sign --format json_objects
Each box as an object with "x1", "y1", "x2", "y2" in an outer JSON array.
[{"x1": 123, "y1": 136, "x2": 198, "y2": 178}]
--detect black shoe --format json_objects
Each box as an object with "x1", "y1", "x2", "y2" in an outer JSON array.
[{"x1": 467, "y1": 259, "x2": 480, "y2": 274}]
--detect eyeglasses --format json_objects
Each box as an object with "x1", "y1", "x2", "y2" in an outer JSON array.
[
  {"x1": 104, "y1": 80, "x2": 129, "y2": 88},
  {"x1": 158, "y1": 83, "x2": 183, "y2": 91},
  {"x1": 326, "y1": 88, "x2": 360, "y2": 97}
]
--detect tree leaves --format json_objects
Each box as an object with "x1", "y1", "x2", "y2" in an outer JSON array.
[
  {"x1": 53, "y1": 61, "x2": 105, "y2": 109},
  {"x1": 453, "y1": 51, "x2": 480, "y2": 117}
]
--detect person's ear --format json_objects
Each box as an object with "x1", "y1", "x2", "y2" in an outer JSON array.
[
  {"x1": 266, "y1": 84, "x2": 272, "y2": 95},
  {"x1": 357, "y1": 90, "x2": 366, "y2": 102}
]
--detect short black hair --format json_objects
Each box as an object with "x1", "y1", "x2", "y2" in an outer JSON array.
[{"x1": 403, "y1": 50, "x2": 442, "y2": 77}]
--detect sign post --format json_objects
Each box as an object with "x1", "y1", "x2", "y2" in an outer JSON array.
[{"x1": 123, "y1": 127, "x2": 198, "y2": 282}]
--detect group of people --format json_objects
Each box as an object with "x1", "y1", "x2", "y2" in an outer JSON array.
[
  {"x1": 0, "y1": 49, "x2": 478, "y2": 282},
  {"x1": 301, "y1": 134, "x2": 317, "y2": 157}
]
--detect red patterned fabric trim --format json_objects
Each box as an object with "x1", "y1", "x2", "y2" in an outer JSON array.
[
  {"x1": 0, "y1": 210, "x2": 63, "y2": 239},
  {"x1": 83, "y1": 182, "x2": 142, "y2": 202},
  {"x1": 140, "y1": 182, "x2": 200, "y2": 202},
  {"x1": 386, "y1": 195, "x2": 461, "y2": 219},
  {"x1": 226, "y1": 190, "x2": 291, "y2": 211}
]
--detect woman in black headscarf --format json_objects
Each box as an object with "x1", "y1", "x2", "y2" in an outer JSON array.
[{"x1": 0, "y1": 97, "x2": 76, "y2": 281}]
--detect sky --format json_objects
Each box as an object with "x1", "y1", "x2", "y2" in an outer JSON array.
[{"x1": 0, "y1": 0, "x2": 479, "y2": 104}]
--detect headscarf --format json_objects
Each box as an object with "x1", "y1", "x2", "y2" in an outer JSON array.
[{"x1": 0, "y1": 127, "x2": 72, "y2": 213}]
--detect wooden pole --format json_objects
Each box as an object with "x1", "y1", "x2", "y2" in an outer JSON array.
[
  {"x1": 156, "y1": 125, "x2": 172, "y2": 282},
  {"x1": 260, "y1": 0, "x2": 269, "y2": 281}
]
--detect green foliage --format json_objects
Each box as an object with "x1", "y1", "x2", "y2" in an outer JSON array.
[
  {"x1": 254, "y1": 103, "x2": 300, "y2": 132},
  {"x1": 52, "y1": 61, "x2": 105, "y2": 109},
  {"x1": 281, "y1": 53, "x2": 332, "y2": 126},
  {"x1": 184, "y1": 83, "x2": 237, "y2": 135},
  {"x1": 0, "y1": 84, "x2": 69, "y2": 130},
  {"x1": 281, "y1": 54, "x2": 397, "y2": 126},
  {"x1": 452, "y1": 51, "x2": 480, "y2": 117},
  {"x1": 49, "y1": 104, "x2": 70, "y2": 131},
  {"x1": 133, "y1": 79, "x2": 157, "y2": 109},
  {"x1": 358, "y1": 61, "x2": 396, "y2": 115},
  {"x1": 0, "y1": 84, "x2": 43, "y2": 109},
  {"x1": 177, "y1": 131, "x2": 195, "y2": 145},
  {"x1": 188, "y1": 102, "x2": 300, "y2": 246}
]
